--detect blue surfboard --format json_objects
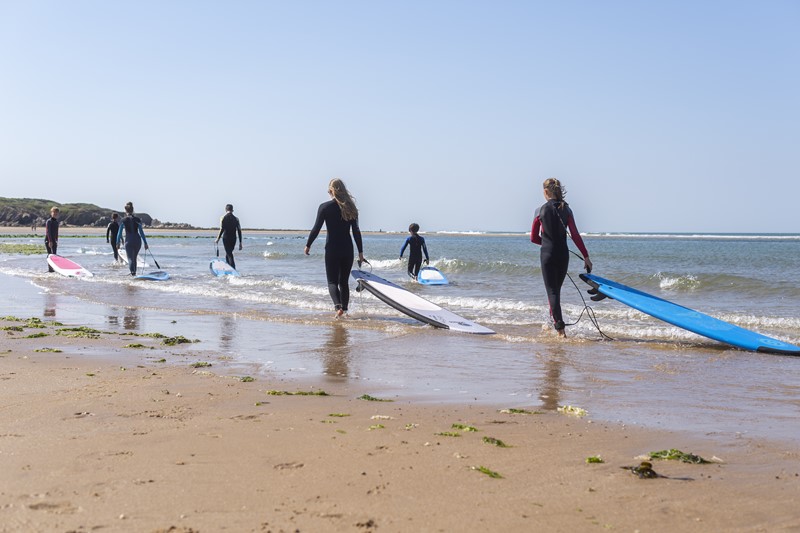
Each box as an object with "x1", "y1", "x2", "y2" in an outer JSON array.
[
  {"x1": 135, "y1": 270, "x2": 170, "y2": 281},
  {"x1": 580, "y1": 273, "x2": 800, "y2": 355},
  {"x1": 210, "y1": 259, "x2": 240, "y2": 277},
  {"x1": 416, "y1": 266, "x2": 449, "y2": 285}
]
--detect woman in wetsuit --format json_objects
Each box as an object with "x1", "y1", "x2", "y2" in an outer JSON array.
[
  {"x1": 106, "y1": 213, "x2": 121, "y2": 262},
  {"x1": 530, "y1": 178, "x2": 592, "y2": 337},
  {"x1": 116, "y1": 202, "x2": 149, "y2": 276},
  {"x1": 305, "y1": 178, "x2": 365, "y2": 318}
]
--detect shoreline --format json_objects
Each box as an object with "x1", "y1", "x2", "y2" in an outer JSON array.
[{"x1": 1, "y1": 316, "x2": 798, "y2": 531}]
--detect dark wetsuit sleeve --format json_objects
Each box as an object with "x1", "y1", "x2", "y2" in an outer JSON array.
[
  {"x1": 352, "y1": 217, "x2": 363, "y2": 254},
  {"x1": 400, "y1": 237, "x2": 410, "y2": 257},
  {"x1": 567, "y1": 216, "x2": 589, "y2": 258},
  {"x1": 236, "y1": 217, "x2": 242, "y2": 244},
  {"x1": 138, "y1": 223, "x2": 148, "y2": 247},
  {"x1": 530, "y1": 215, "x2": 542, "y2": 245},
  {"x1": 306, "y1": 203, "x2": 326, "y2": 248},
  {"x1": 421, "y1": 237, "x2": 429, "y2": 261}
]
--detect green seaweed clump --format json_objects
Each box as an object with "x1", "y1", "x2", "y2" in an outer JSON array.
[
  {"x1": 24, "y1": 318, "x2": 46, "y2": 329},
  {"x1": 648, "y1": 449, "x2": 710, "y2": 464},
  {"x1": 451, "y1": 423, "x2": 478, "y2": 432},
  {"x1": 190, "y1": 362, "x2": 212, "y2": 368},
  {"x1": 240, "y1": 376, "x2": 255, "y2": 382},
  {"x1": 58, "y1": 326, "x2": 102, "y2": 334},
  {"x1": 123, "y1": 343, "x2": 147, "y2": 349},
  {"x1": 483, "y1": 436, "x2": 510, "y2": 448},
  {"x1": 557, "y1": 405, "x2": 588, "y2": 417},
  {"x1": 266, "y1": 390, "x2": 328, "y2": 396},
  {"x1": 2, "y1": 315, "x2": 22, "y2": 322},
  {"x1": 368, "y1": 424, "x2": 385, "y2": 430},
  {"x1": 498, "y1": 408, "x2": 542, "y2": 415},
  {"x1": 25, "y1": 332, "x2": 49, "y2": 338},
  {"x1": 435, "y1": 431, "x2": 462, "y2": 438},
  {"x1": 586, "y1": 456, "x2": 604, "y2": 464},
  {"x1": 357, "y1": 394, "x2": 393, "y2": 402},
  {"x1": 471, "y1": 466, "x2": 503, "y2": 479},
  {"x1": 2, "y1": 326, "x2": 24, "y2": 332},
  {"x1": 328, "y1": 413, "x2": 350, "y2": 417},
  {"x1": 34, "y1": 347, "x2": 63, "y2": 353},
  {"x1": 163, "y1": 336, "x2": 196, "y2": 346},
  {"x1": 0, "y1": 243, "x2": 43, "y2": 255}
]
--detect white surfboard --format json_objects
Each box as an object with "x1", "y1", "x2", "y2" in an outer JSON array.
[
  {"x1": 47, "y1": 254, "x2": 93, "y2": 278},
  {"x1": 351, "y1": 269, "x2": 494, "y2": 334},
  {"x1": 210, "y1": 259, "x2": 240, "y2": 276},
  {"x1": 417, "y1": 266, "x2": 449, "y2": 285}
]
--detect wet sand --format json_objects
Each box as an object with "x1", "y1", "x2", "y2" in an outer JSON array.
[{"x1": 1, "y1": 317, "x2": 798, "y2": 532}]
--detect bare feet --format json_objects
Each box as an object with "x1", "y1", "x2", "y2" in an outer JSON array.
[
  {"x1": 335, "y1": 308, "x2": 345, "y2": 319},
  {"x1": 556, "y1": 329, "x2": 566, "y2": 338}
]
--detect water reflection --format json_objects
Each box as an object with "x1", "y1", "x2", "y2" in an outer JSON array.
[
  {"x1": 321, "y1": 323, "x2": 352, "y2": 378},
  {"x1": 539, "y1": 346, "x2": 565, "y2": 411},
  {"x1": 43, "y1": 293, "x2": 57, "y2": 318},
  {"x1": 219, "y1": 315, "x2": 238, "y2": 351},
  {"x1": 123, "y1": 307, "x2": 139, "y2": 331}
]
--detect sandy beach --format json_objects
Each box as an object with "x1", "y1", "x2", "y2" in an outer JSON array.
[{"x1": 1, "y1": 316, "x2": 798, "y2": 532}]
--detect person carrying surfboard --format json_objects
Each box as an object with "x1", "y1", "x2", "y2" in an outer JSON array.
[
  {"x1": 116, "y1": 202, "x2": 149, "y2": 276},
  {"x1": 44, "y1": 206, "x2": 59, "y2": 272},
  {"x1": 400, "y1": 222, "x2": 430, "y2": 280},
  {"x1": 215, "y1": 204, "x2": 243, "y2": 269},
  {"x1": 531, "y1": 178, "x2": 592, "y2": 337},
  {"x1": 304, "y1": 178, "x2": 365, "y2": 318},
  {"x1": 106, "y1": 213, "x2": 122, "y2": 262}
]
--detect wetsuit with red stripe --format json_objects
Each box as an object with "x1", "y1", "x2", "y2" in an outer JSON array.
[{"x1": 531, "y1": 199, "x2": 589, "y2": 331}]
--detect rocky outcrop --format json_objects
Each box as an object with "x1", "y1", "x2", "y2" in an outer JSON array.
[{"x1": 0, "y1": 198, "x2": 158, "y2": 227}]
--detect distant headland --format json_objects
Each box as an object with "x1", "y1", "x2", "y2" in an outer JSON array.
[{"x1": 0, "y1": 197, "x2": 195, "y2": 229}]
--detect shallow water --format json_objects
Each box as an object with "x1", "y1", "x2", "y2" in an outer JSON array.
[{"x1": 2, "y1": 231, "x2": 799, "y2": 443}]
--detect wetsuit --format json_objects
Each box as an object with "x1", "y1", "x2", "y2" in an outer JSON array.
[
  {"x1": 531, "y1": 199, "x2": 589, "y2": 331},
  {"x1": 116, "y1": 215, "x2": 148, "y2": 275},
  {"x1": 44, "y1": 215, "x2": 59, "y2": 271},
  {"x1": 400, "y1": 234, "x2": 429, "y2": 279},
  {"x1": 106, "y1": 220, "x2": 120, "y2": 261},
  {"x1": 216, "y1": 212, "x2": 242, "y2": 269},
  {"x1": 306, "y1": 200, "x2": 363, "y2": 312}
]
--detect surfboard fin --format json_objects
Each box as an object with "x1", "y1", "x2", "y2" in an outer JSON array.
[{"x1": 590, "y1": 293, "x2": 608, "y2": 302}]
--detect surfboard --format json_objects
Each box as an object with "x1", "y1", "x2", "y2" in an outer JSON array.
[
  {"x1": 351, "y1": 269, "x2": 494, "y2": 334},
  {"x1": 47, "y1": 254, "x2": 93, "y2": 278},
  {"x1": 417, "y1": 266, "x2": 449, "y2": 285},
  {"x1": 210, "y1": 259, "x2": 240, "y2": 277},
  {"x1": 135, "y1": 271, "x2": 170, "y2": 281},
  {"x1": 580, "y1": 273, "x2": 800, "y2": 355}
]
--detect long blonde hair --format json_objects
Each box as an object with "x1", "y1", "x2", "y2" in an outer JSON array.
[
  {"x1": 329, "y1": 178, "x2": 358, "y2": 221},
  {"x1": 543, "y1": 178, "x2": 567, "y2": 210}
]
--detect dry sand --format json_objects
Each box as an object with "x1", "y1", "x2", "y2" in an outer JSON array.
[{"x1": 1, "y1": 317, "x2": 798, "y2": 532}]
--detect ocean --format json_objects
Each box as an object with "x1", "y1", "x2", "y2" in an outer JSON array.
[{"x1": 2, "y1": 230, "x2": 799, "y2": 443}]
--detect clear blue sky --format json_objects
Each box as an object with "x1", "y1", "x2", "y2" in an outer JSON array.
[{"x1": 1, "y1": 1, "x2": 798, "y2": 232}]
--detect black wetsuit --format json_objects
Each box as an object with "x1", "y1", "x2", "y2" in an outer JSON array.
[
  {"x1": 44, "y1": 215, "x2": 59, "y2": 271},
  {"x1": 216, "y1": 212, "x2": 242, "y2": 269},
  {"x1": 106, "y1": 220, "x2": 120, "y2": 261},
  {"x1": 117, "y1": 215, "x2": 148, "y2": 275},
  {"x1": 531, "y1": 199, "x2": 589, "y2": 331},
  {"x1": 306, "y1": 200, "x2": 363, "y2": 312},
  {"x1": 400, "y1": 234, "x2": 429, "y2": 279}
]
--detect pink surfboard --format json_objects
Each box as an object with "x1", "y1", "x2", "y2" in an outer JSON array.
[{"x1": 47, "y1": 254, "x2": 94, "y2": 278}]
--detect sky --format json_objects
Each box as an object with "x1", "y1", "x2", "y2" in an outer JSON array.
[{"x1": 1, "y1": 1, "x2": 798, "y2": 233}]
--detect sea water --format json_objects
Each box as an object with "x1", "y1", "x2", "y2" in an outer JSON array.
[{"x1": 2, "y1": 231, "x2": 799, "y2": 442}]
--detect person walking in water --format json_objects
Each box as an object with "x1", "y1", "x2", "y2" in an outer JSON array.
[
  {"x1": 44, "y1": 206, "x2": 59, "y2": 272},
  {"x1": 116, "y1": 202, "x2": 149, "y2": 276},
  {"x1": 530, "y1": 178, "x2": 592, "y2": 337},
  {"x1": 305, "y1": 178, "x2": 365, "y2": 318},
  {"x1": 215, "y1": 204, "x2": 243, "y2": 269},
  {"x1": 400, "y1": 222, "x2": 429, "y2": 280},
  {"x1": 106, "y1": 213, "x2": 122, "y2": 262}
]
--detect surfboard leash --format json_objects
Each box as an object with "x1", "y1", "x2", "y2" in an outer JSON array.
[{"x1": 565, "y1": 250, "x2": 614, "y2": 341}]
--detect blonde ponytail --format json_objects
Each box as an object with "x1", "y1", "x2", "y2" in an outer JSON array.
[{"x1": 328, "y1": 178, "x2": 358, "y2": 221}]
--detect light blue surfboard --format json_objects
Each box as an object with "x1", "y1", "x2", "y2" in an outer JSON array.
[
  {"x1": 417, "y1": 266, "x2": 449, "y2": 285},
  {"x1": 210, "y1": 259, "x2": 240, "y2": 277},
  {"x1": 135, "y1": 270, "x2": 170, "y2": 281},
  {"x1": 580, "y1": 273, "x2": 800, "y2": 355}
]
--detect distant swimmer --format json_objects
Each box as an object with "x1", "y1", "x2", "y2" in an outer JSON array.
[
  {"x1": 44, "y1": 206, "x2": 59, "y2": 272},
  {"x1": 116, "y1": 202, "x2": 149, "y2": 276},
  {"x1": 106, "y1": 213, "x2": 122, "y2": 262},
  {"x1": 305, "y1": 178, "x2": 365, "y2": 318},
  {"x1": 399, "y1": 222, "x2": 429, "y2": 280},
  {"x1": 215, "y1": 204, "x2": 243, "y2": 269},
  {"x1": 530, "y1": 178, "x2": 592, "y2": 337}
]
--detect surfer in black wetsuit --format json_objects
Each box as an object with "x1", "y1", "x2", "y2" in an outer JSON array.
[
  {"x1": 44, "y1": 207, "x2": 59, "y2": 272},
  {"x1": 116, "y1": 202, "x2": 149, "y2": 276},
  {"x1": 215, "y1": 204, "x2": 243, "y2": 269},
  {"x1": 531, "y1": 178, "x2": 592, "y2": 337},
  {"x1": 400, "y1": 222, "x2": 429, "y2": 279},
  {"x1": 305, "y1": 178, "x2": 365, "y2": 318},
  {"x1": 106, "y1": 213, "x2": 122, "y2": 262}
]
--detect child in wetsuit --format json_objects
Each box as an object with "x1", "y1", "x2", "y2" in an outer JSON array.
[{"x1": 400, "y1": 223, "x2": 429, "y2": 280}]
